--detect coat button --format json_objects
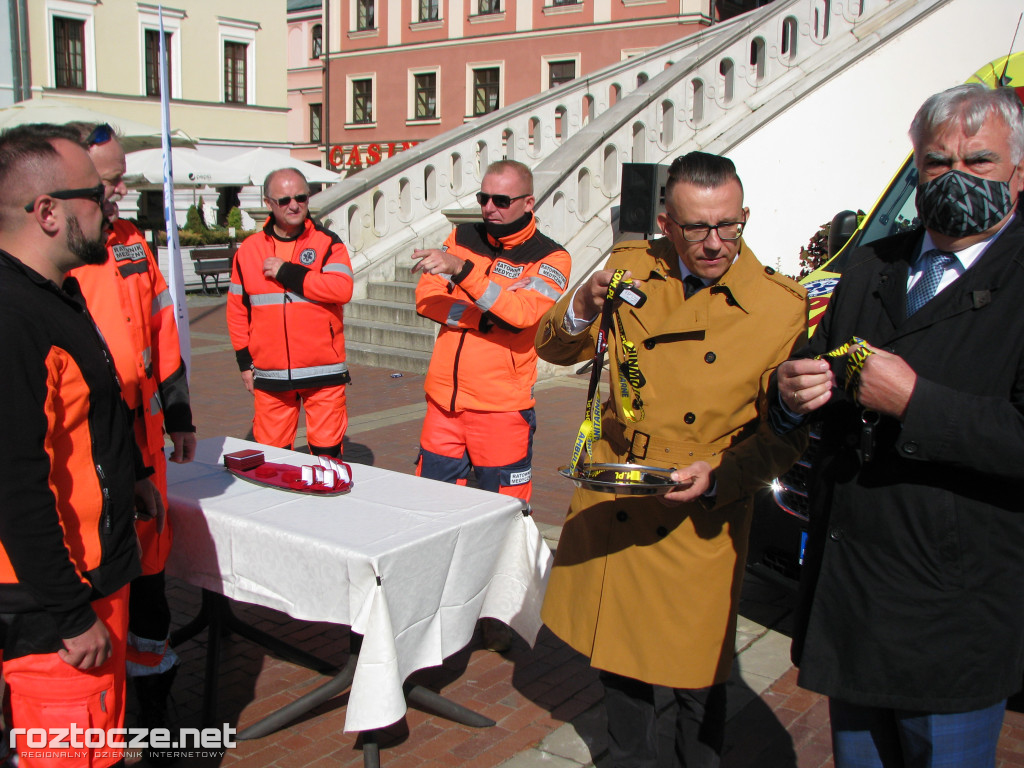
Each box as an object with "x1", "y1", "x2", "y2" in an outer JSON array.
[
  {"x1": 656, "y1": 526, "x2": 668, "y2": 538},
  {"x1": 616, "y1": 510, "x2": 628, "y2": 522},
  {"x1": 704, "y1": 352, "x2": 716, "y2": 364},
  {"x1": 765, "y1": 266, "x2": 776, "y2": 275},
  {"x1": 644, "y1": 340, "x2": 655, "y2": 350},
  {"x1": 684, "y1": 412, "x2": 695, "y2": 424},
  {"x1": 829, "y1": 527, "x2": 843, "y2": 541},
  {"x1": 901, "y1": 442, "x2": 919, "y2": 455}
]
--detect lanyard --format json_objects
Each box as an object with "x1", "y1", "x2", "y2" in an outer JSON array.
[{"x1": 570, "y1": 270, "x2": 647, "y2": 473}]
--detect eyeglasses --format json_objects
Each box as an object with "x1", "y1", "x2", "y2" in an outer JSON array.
[
  {"x1": 270, "y1": 194, "x2": 309, "y2": 207},
  {"x1": 475, "y1": 192, "x2": 530, "y2": 209},
  {"x1": 23, "y1": 183, "x2": 107, "y2": 213},
  {"x1": 665, "y1": 210, "x2": 746, "y2": 242},
  {"x1": 87, "y1": 123, "x2": 115, "y2": 147}
]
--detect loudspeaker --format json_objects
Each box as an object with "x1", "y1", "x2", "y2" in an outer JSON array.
[{"x1": 620, "y1": 163, "x2": 669, "y2": 235}]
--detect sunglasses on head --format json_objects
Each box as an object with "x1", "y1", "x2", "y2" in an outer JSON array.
[
  {"x1": 475, "y1": 192, "x2": 530, "y2": 209},
  {"x1": 270, "y1": 194, "x2": 309, "y2": 207},
  {"x1": 87, "y1": 123, "x2": 115, "y2": 147},
  {"x1": 24, "y1": 183, "x2": 107, "y2": 213}
]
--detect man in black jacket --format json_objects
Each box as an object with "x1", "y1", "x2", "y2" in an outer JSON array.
[
  {"x1": 773, "y1": 84, "x2": 1024, "y2": 766},
  {"x1": 0, "y1": 123, "x2": 162, "y2": 768}
]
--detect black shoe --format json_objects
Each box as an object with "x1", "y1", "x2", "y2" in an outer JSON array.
[{"x1": 132, "y1": 665, "x2": 179, "y2": 766}]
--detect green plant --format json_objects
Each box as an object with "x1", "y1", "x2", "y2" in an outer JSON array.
[
  {"x1": 226, "y1": 206, "x2": 243, "y2": 230},
  {"x1": 184, "y1": 204, "x2": 207, "y2": 233}
]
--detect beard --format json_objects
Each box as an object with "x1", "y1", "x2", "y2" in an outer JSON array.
[{"x1": 66, "y1": 214, "x2": 108, "y2": 266}]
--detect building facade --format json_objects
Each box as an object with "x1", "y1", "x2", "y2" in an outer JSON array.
[
  {"x1": 14, "y1": 0, "x2": 287, "y2": 150},
  {"x1": 317, "y1": 0, "x2": 767, "y2": 173},
  {"x1": 288, "y1": 0, "x2": 326, "y2": 166}
]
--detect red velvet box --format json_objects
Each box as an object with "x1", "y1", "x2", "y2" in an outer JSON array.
[{"x1": 224, "y1": 449, "x2": 265, "y2": 471}]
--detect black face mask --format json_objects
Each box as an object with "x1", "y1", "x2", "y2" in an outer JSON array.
[
  {"x1": 915, "y1": 169, "x2": 1015, "y2": 238},
  {"x1": 484, "y1": 211, "x2": 533, "y2": 240}
]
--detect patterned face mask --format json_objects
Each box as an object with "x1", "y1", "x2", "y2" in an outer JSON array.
[{"x1": 915, "y1": 169, "x2": 1015, "y2": 238}]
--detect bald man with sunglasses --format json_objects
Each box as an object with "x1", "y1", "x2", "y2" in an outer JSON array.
[
  {"x1": 227, "y1": 168, "x2": 354, "y2": 457},
  {"x1": 411, "y1": 160, "x2": 571, "y2": 511}
]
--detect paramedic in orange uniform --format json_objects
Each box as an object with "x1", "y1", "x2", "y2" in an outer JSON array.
[
  {"x1": 0, "y1": 123, "x2": 162, "y2": 768},
  {"x1": 411, "y1": 160, "x2": 571, "y2": 502},
  {"x1": 66, "y1": 123, "x2": 195, "y2": 762},
  {"x1": 227, "y1": 168, "x2": 354, "y2": 457}
]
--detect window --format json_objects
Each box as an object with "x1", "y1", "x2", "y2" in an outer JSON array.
[
  {"x1": 473, "y1": 67, "x2": 499, "y2": 116},
  {"x1": 352, "y1": 78, "x2": 373, "y2": 123},
  {"x1": 549, "y1": 60, "x2": 575, "y2": 88},
  {"x1": 224, "y1": 41, "x2": 247, "y2": 104},
  {"x1": 310, "y1": 103, "x2": 322, "y2": 142},
  {"x1": 311, "y1": 24, "x2": 322, "y2": 59},
  {"x1": 357, "y1": 0, "x2": 375, "y2": 30},
  {"x1": 552, "y1": 0, "x2": 579, "y2": 5},
  {"x1": 419, "y1": 0, "x2": 439, "y2": 21},
  {"x1": 53, "y1": 17, "x2": 85, "y2": 90},
  {"x1": 478, "y1": 0, "x2": 500, "y2": 14},
  {"x1": 144, "y1": 29, "x2": 172, "y2": 98},
  {"x1": 414, "y1": 73, "x2": 437, "y2": 119}
]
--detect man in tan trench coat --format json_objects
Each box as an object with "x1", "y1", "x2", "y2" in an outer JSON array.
[{"x1": 535, "y1": 152, "x2": 807, "y2": 767}]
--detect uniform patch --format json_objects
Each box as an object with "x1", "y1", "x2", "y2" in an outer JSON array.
[
  {"x1": 493, "y1": 261, "x2": 525, "y2": 280},
  {"x1": 111, "y1": 243, "x2": 147, "y2": 262},
  {"x1": 509, "y1": 469, "x2": 532, "y2": 486},
  {"x1": 299, "y1": 248, "x2": 317, "y2": 265},
  {"x1": 538, "y1": 263, "x2": 567, "y2": 290}
]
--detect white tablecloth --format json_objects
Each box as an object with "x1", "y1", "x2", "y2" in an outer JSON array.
[{"x1": 166, "y1": 437, "x2": 553, "y2": 732}]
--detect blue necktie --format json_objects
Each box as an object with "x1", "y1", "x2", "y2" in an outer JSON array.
[{"x1": 906, "y1": 249, "x2": 955, "y2": 317}]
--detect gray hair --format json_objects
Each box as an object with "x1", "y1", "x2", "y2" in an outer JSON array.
[{"x1": 910, "y1": 84, "x2": 1024, "y2": 164}]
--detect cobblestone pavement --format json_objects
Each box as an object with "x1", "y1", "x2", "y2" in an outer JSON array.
[{"x1": 108, "y1": 296, "x2": 1023, "y2": 767}]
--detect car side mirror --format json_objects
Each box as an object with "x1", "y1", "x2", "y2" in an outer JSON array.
[{"x1": 828, "y1": 210, "x2": 859, "y2": 259}]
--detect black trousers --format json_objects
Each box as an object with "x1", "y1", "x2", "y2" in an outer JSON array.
[
  {"x1": 128, "y1": 570, "x2": 171, "y2": 641},
  {"x1": 600, "y1": 670, "x2": 726, "y2": 768}
]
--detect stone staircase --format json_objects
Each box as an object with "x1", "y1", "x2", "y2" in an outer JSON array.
[{"x1": 345, "y1": 274, "x2": 436, "y2": 374}]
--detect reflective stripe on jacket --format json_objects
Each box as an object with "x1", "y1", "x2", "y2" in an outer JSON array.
[
  {"x1": 226, "y1": 217, "x2": 354, "y2": 392},
  {"x1": 417, "y1": 215, "x2": 571, "y2": 412}
]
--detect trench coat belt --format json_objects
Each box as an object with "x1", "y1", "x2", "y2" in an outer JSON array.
[{"x1": 621, "y1": 427, "x2": 736, "y2": 466}]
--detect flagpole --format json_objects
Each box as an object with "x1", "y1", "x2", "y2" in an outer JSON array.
[{"x1": 159, "y1": 4, "x2": 191, "y2": 375}]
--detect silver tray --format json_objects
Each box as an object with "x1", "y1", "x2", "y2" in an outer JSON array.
[{"x1": 558, "y1": 463, "x2": 684, "y2": 496}]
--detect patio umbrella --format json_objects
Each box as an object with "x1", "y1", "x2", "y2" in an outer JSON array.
[
  {"x1": 0, "y1": 97, "x2": 194, "y2": 152},
  {"x1": 125, "y1": 147, "x2": 251, "y2": 189},
  {"x1": 230, "y1": 147, "x2": 341, "y2": 186}
]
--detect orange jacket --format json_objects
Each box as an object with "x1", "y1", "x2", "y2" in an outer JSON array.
[
  {"x1": 417, "y1": 215, "x2": 571, "y2": 412},
  {"x1": 227, "y1": 217, "x2": 354, "y2": 392},
  {"x1": 0, "y1": 251, "x2": 142, "y2": 652},
  {"x1": 70, "y1": 220, "x2": 193, "y2": 465}
]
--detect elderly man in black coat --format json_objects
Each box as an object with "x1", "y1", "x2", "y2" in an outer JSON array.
[{"x1": 773, "y1": 83, "x2": 1024, "y2": 767}]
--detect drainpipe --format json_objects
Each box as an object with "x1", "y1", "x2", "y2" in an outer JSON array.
[
  {"x1": 323, "y1": 0, "x2": 331, "y2": 168},
  {"x1": 10, "y1": 0, "x2": 31, "y2": 101}
]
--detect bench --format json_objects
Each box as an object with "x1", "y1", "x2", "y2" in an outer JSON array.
[{"x1": 190, "y1": 244, "x2": 236, "y2": 295}]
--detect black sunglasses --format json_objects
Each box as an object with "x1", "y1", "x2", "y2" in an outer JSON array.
[
  {"x1": 270, "y1": 194, "x2": 309, "y2": 207},
  {"x1": 475, "y1": 192, "x2": 530, "y2": 209},
  {"x1": 24, "y1": 183, "x2": 107, "y2": 213},
  {"x1": 87, "y1": 123, "x2": 115, "y2": 147}
]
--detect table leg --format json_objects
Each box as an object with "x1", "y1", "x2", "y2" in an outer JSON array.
[
  {"x1": 362, "y1": 731, "x2": 379, "y2": 768},
  {"x1": 236, "y1": 652, "x2": 358, "y2": 740},
  {"x1": 404, "y1": 684, "x2": 496, "y2": 727},
  {"x1": 173, "y1": 589, "x2": 338, "y2": 726}
]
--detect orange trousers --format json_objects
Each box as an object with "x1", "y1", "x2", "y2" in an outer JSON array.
[
  {"x1": 3, "y1": 587, "x2": 129, "y2": 768},
  {"x1": 416, "y1": 398, "x2": 535, "y2": 502},
  {"x1": 253, "y1": 384, "x2": 347, "y2": 456}
]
